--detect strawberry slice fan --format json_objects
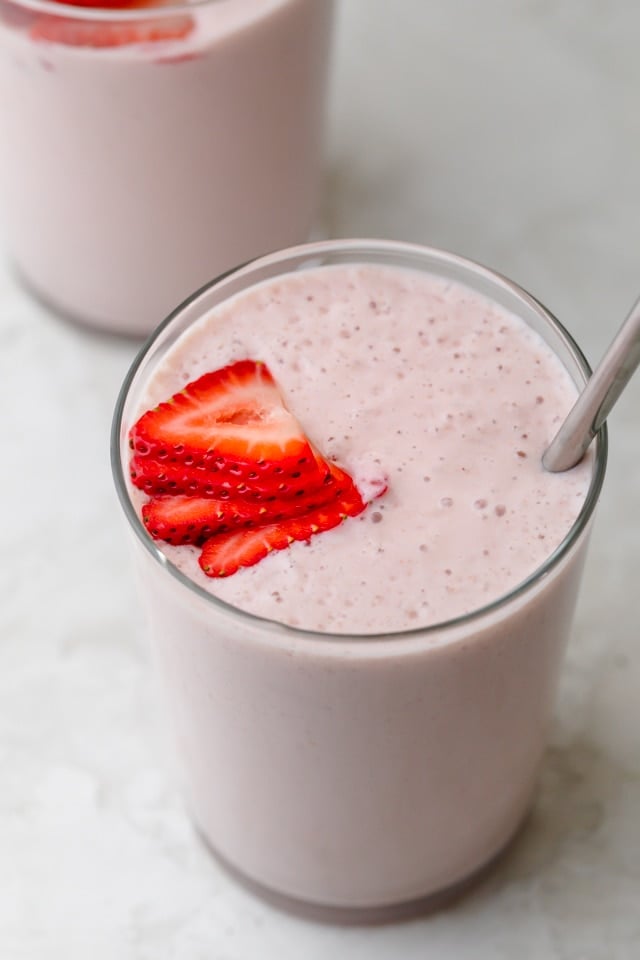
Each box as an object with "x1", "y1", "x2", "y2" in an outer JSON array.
[{"x1": 129, "y1": 359, "x2": 387, "y2": 577}]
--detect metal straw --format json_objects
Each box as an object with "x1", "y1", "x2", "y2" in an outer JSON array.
[{"x1": 543, "y1": 294, "x2": 640, "y2": 472}]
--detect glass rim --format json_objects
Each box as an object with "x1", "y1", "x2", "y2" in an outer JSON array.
[
  {"x1": 111, "y1": 238, "x2": 608, "y2": 644},
  {"x1": 2, "y1": 0, "x2": 224, "y2": 22}
]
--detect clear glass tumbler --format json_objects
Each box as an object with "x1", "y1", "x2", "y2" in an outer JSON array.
[
  {"x1": 0, "y1": 0, "x2": 334, "y2": 335},
  {"x1": 111, "y1": 239, "x2": 607, "y2": 918}
]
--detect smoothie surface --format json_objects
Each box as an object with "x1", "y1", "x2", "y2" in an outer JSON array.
[{"x1": 131, "y1": 263, "x2": 592, "y2": 633}]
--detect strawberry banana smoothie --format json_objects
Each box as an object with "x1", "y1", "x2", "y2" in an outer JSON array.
[
  {"x1": 0, "y1": 0, "x2": 333, "y2": 335},
  {"x1": 113, "y1": 242, "x2": 605, "y2": 912}
]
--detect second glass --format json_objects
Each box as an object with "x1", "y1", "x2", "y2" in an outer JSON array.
[{"x1": 0, "y1": 0, "x2": 334, "y2": 335}]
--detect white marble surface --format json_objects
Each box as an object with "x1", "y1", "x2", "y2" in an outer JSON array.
[{"x1": 2, "y1": 1, "x2": 640, "y2": 957}]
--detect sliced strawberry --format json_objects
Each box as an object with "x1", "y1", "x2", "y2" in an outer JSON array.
[
  {"x1": 143, "y1": 488, "x2": 332, "y2": 546},
  {"x1": 46, "y1": 0, "x2": 165, "y2": 8},
  {"x1": 143, "y1": 495, "x2": 269, "y2": 545},
  {"x1": 30, "y1": 12, "x2": 193, "y2": 47},
  {"x1": 131, "y1": 358, "x2": 390, "y2": 575},
  {"x1": 198, "y1": 484, "x2": 368, "y2": 578},
  {"x1": 141, "y1": 462, "x2": 360, "y2": 545},
  {"x1": 200, "y1": 524, "x2": 293, "y2": 578},
  {"x1": 128, "y1": 452, "x2": 350, "y2": 503},
  {"x1": 129, "y1": 451, "x2": 329, "y2": 499},
  {"x1": 129, "y1": 361, "x2": 327, "y2": 490}
]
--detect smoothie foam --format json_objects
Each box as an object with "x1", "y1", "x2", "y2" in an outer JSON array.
[{"x1": 131, "y1": 262, "x2": 592, "y2": 633}]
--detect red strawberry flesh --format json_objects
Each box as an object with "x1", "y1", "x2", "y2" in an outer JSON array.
[
  {"x1": 29, "y1": 11, "x2": 193, "y2": 47},
  {"x1": 130, "y1": 358, "x2": 388, "y2": 578},
  {"x1": 46, "y1": 0, "x2": 167, "y2": 8},
  {"x1": 128, "y1": 451, "x2": 357, "y2": 505},
  {"x1": 142, "y1": 495, "x2": 270, "y2": 545},
  {"x1": 142, "y1": 465, "x2": 360, "y2": 545},
  {"x1": 130, "y1": 360, "x2": 331, "y2": 493},
  {"x1": 145, "y1": 490, "x2": 318, "y2": 546},
  {"x1": 199, "y1": 484, "x2": 368, "y2": 578}
]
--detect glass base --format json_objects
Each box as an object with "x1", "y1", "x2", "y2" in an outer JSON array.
[
  {"x1": 12, "y1": 260, "x2": 147, "y2": 341},
  {"x1": 196, "y1": 813, "x2": 529, "y2": 925}
]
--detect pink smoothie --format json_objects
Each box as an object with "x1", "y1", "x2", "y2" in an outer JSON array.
[
  {"x1": 133, "y1": 263, "x2": 592, "y2": 632},
  {"x1": 115, "y1": 247, "x2": 602, "y2": 911},
  {"x1": 0, "y1": 0, "x2": 333, "y2": 335}
]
